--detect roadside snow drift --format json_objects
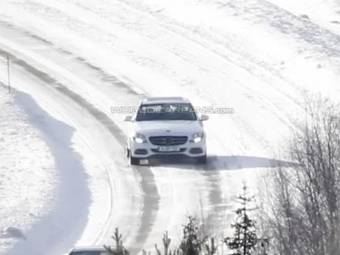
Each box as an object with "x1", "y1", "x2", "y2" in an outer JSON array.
[{"x1": 0, "y1": 84, "x2": 56, "y2": 254}]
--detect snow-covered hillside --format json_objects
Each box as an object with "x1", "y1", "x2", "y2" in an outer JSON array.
[
  {"x1": 0, "y1": 0, "x2": 339, "y2": 254},
  {"x1": 0, "y1": 85, "x2": 56, "y2": 254}
]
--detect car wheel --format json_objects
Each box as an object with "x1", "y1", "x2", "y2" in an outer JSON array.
[
  {"x1": 196, "y1": 155, "x2": 207, "y2": 164},
  {"x1": 130, "y1": 156, "x2": 140, "y2": 165}
]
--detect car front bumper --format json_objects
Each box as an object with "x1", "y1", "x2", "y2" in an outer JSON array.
[{"x1": 129, "y1": 138, "x2": 206, "y2": 158}]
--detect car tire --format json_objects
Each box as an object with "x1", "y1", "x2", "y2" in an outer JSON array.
[
  {"x1": 130, "y1": 156, "x2": 140, "y2": 165},
  {"x1": 126, "y1": 148, "x2": 130, "y2": 158},
  {"x1": 196, "y1": 154, "x2": 207, "y2": 164}
]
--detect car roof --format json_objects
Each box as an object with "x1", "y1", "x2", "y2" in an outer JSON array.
[
  {"x1": 141, "y1": 97, "x2": 190, "y2": 105},
  {"x1": 70, "y1": 246, "x2": 107, "y2": 252}
]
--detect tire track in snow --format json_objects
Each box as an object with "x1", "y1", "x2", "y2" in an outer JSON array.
[
  {"x1": 50, "y1": 0, "x2": 300, "y2": 222},
  {"x1": 28, "y1": 0, "x2": 262, "y2": 236},
  {"x1": 87, "y1": 0, "x2": 308, "y2": 153},
  {"x1": 54, "y1": 0, "x2": 302, "y2": 148},
  {"x1": 8, "y1": 0, "x2": 300, "y2": 149},
  {"x1": 0, "y1": 1, "x2": 297, "y2": 244},
  {"x1": 46, "y1": 0, "x2": 336, "y2": 238},
  {"x1": 0, "y1": 44, "x2": 160, "y2": 254},
  {"x1": 0, "y1": 8, "x2": 227, "y2": 243},
  {"x1": 0, "y1": 18, "x2": 165, "y2": 252}
]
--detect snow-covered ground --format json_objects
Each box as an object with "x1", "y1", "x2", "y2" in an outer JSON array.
[
  {"x1": 0, "y1": 54, "x2": 145, "y2": 255},
  {"x1": 0, "y1": 84, "x2": 56, "y2": 254},
  {"x1": 267, "y1": 0, "x2": 340, "y2": 33},
  {"x1": 0, "y1": 0, "x2": 340, "y2": 254}
]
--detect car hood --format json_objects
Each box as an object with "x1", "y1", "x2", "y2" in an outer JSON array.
[{"x1": 132, "y1": 120, "x2": 203, "y2": 136}]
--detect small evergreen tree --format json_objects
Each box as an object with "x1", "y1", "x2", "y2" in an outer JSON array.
[
  {"x1": 104, "y1": 228, "x2": 130, "y2": 255},
  {"x1": 224, "y1": 185, "x2": 257, "y2": 255},
  {"x1": 154, "y1": 231, "x2": 172, "y2": 255},
  {"x1": 179, "y1": 216, "x2": 207, "y2": 255}
]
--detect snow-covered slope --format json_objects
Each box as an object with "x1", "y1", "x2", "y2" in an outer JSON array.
[
  {"x1": 0, "y1": 84, "x2": 56, "y2": 254},
  {"x1": 267, "y1": 0, "x2": 340, "y2": 34},
  {"x1": 0, "y1": 0, "x2": 339, "y2": 254}
]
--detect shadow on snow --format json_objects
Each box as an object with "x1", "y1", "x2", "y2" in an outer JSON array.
[
  {"x1": 143, "y1": 155, "x2": 294, "y2": 171},
  {"x1": 4, "y1": 87, "x2": 90, "y2": 255}
]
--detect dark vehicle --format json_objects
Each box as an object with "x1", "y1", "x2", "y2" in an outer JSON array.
[{"x1": 68, "y1": 247, "x2": 109, "y2": 255}]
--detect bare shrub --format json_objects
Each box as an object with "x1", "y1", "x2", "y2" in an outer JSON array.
[{"x1": 268, "y1": 97, "x2": 340, "y2": 255}]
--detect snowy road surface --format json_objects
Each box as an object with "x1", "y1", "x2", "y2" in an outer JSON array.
[{"x1": 0, "y1": 0, "x2": 339, "y2": 254}]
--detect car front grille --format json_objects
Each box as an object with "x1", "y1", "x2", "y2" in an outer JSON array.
[{"x1": 149, "y1": 136, "x2": 188, "y2": 146}]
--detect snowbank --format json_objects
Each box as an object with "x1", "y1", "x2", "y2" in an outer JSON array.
[{"x1": 0, "y1": 84, "x2": 56, "y2": 254}]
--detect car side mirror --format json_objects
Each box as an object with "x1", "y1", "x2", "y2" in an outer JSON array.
[
  {"x1": 200, "y1": 115, "x2": 209, "y2": 121},
  {"x1": 124, "y1": 115, "x2": 133, "y2": 122}
]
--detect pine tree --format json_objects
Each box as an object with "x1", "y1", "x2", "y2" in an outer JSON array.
[
  {"x1": 179, "y1": 216, "x2": 207, "y2": 255},
  {"x1": 104, "y1": 228, "x2": 130, "y2": 255},
  {"x1": 224, "y1": 185, "x2": 257, "y2": 255}
]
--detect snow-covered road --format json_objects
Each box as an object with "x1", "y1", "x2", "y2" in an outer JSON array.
[{"x1": 0, "y1": 0, "x2": 339, "y2": 254}]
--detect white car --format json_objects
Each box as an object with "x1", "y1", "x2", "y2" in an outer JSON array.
[
  {"x1": 124, "y1": 97, "x2": 208, "y2": 165},
  {"x1": 67, "y1": 246, "x2": 109, "y2": 255}
]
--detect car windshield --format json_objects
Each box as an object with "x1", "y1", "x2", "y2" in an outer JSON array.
[{"x1": 136, "y1": 103, "x2": 197, "y2": 121}]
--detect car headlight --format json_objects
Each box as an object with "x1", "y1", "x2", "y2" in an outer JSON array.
[
  {"x1": 190, "y1": 132, "x2": 204, "y2": 143},
  {"x1": 133, "y1": 133, "x2": 148, "y2": 144}
]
